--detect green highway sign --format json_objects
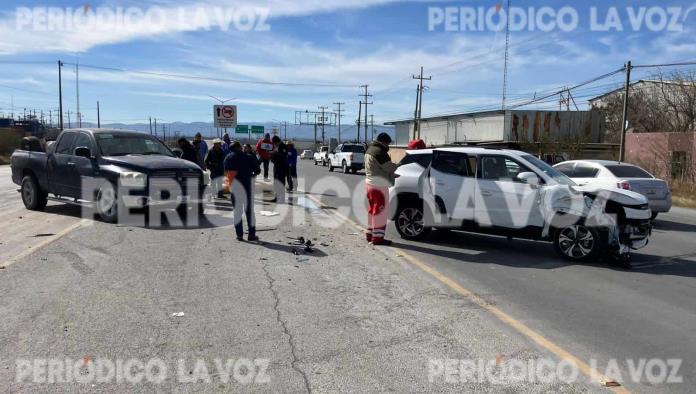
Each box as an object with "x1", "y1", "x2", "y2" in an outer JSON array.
[
  {"x1": 235, "y1": 125, "x2": 249, "y2": 133},
  {"x1": 251, "y1": 125, "x2": 265, "y2": 134}
]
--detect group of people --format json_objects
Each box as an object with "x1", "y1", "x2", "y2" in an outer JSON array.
[
  {"x1": 175, "y1": 130, "x2": 406, "y2": 247},
  {"x1": 176, "y1": 132, "x2": 300, "y2": 241}
]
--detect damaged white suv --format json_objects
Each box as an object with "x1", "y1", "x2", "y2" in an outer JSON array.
[{"x1": 390, "y1": 148, "x2": 653, "y2": 262}]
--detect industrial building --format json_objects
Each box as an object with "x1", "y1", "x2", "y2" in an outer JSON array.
[{"x1": 385, "y1": 109, "x2": 606, "y2": 147}]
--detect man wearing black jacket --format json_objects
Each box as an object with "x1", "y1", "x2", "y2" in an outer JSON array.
[
  {"x1": 177, "y1": 138, "x2": 200, "y2": 168},
  {"x1": 270, "y1": 135, "x2": 289, "y2": 203},
  {"x1": 205, "y1": 139, "x2": 226, "y2": 198},
  {"x1": 224, "y1": 141, "x2": 261, "y2": 241}
]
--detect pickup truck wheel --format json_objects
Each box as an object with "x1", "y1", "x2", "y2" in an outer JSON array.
[
  {"x1": 21, "y1": 175, "x2": 47, "y2": 211},
  {"x1": 395, "y1": 205, "x2": 431, "y2": 240},
  {"x1": 96, "y1": 182, "x2": 119, "y2": 223},
  {"x1": 552, "y1": 224, "x2": 602, "y2": 262},
  {"x1": 342, "y1": 161, "x2": 349, "y2": 174}
]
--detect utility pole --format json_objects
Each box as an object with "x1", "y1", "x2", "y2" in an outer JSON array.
[
  {"x1": 149, "y1": 117, "x2": 153, "y2": 135},
  {"x1": 333, "y1": 102, "x2": 345, "y2": 143},
  {"x1": 412, "y1": 67, "x2": 431, "y2": 139},
  {"x1": 48, "y1": 110, "x2": 53, "y2": 128},
  {"x1": 75, "y1": 61, "x2": 81, "y2": 127},
  {"x1": 66, "y1": 111, "x2": 71, "y2": 128},
  {"x1": 620, "y1": 60, "x2": 632, "y2": 162},
  {"x1": 359, "y1": 85, "x2": 372, "y2": 143},
  {"x1": 153, "y1": 118, "x2": 158, "y2": 138},
  {"x1": 501, "y1": 0, "x2": 512, "y2": 110},
  {"x1": 58, "y1": 61, "x2": 64, "y2": 130},
  {"x1": 413, "y1": 84, "x2": 420, "y2": 140},
  {"x1": 370, "y1": 114, "x2": 375, "y2": 140},
  {"x1": 357, "y1": 100, "x2": 362, "y2": 142},
  {"x1": 97, "y1": 101, "x2": 101, "y2": 128},
  {"x1": 318, "y1": 106, "x2": 329, "y2": 144}
]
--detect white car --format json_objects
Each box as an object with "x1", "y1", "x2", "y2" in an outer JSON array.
[
  {"x1": 314, "y1": 146, "x2": 330, "y2": 166},
  {"x1": 390, "y1": 148, "x2": 653, "y2": 263},
  {"x1": 394, "y1": 149, "x2": 433, "y2": 193},
  {"x1": 300, "y1": 150, "x2": 314, "y2": 160},
  {"x1": 328, "y1": 143, "x2": 365, "y2": 174},
  {"x1": 554, "y1": 160, "x2": 671, "y2": 219}
]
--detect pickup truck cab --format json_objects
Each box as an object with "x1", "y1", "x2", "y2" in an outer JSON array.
[
  {"x1": 314, "y1": 146, "x2": 330, "y2": 166},
  {"x1": 327, "y1": 143, "x2": 365, "y2": 174},
  {"x1": 390, "y1": 147, "x2": 653, "y2": 263},
  {"x1": 11, "y1": 129, "x2": 209, "y2": 222}
]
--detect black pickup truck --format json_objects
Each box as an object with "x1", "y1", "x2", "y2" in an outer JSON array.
[{"x1": 11, "y1": 129, "x2": 209, "y2": 222}]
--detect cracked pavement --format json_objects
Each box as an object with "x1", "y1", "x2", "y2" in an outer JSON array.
[{"x1": 0, "y1": 186, "x2": 596, "y2": 393}]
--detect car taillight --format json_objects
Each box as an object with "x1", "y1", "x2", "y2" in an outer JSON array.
[
  {"x1": 349, "y1": 154, "x2": 354, "y2": 161},
  {"x1": 618, "y1": 181, "x2": 631, "y2": 190}
]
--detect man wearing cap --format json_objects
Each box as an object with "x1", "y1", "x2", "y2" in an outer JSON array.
[
  {"x1": 364, "y1": 132, "x2": 399, "y2": 246},
  {"x1": 205, "y1": 138, "x2": 226, "y2": 198}
]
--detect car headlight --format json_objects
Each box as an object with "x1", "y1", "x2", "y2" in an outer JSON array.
[{"x1": 120, "y1": 172, "x2": 147, "y2": 188}]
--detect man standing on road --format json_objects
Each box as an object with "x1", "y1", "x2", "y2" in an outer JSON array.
[
  {"x1": 270, "y1": 135, "x2": 289, "y2": 203},
  {"x1": 224, "y1": 141, "x2": 261, "y2": 242},
  {"x1": 256, "y1": 133, "x2": 273, "y2": 181},
  {"x1": 177, "y1": 138, "x2": 200, "y2": 167},
  {"x1": 194, "y1": 132, "x2": 208, "y2": 169},
  {"x1": 365, "y1": 133, "x2": 399, "y2": 246},
  {"x1": 205, "y1": 139, "x2": 225, "y2": 199},
  {"x1": 286, "y1": 141, "x2": 298, "y2": 192}
]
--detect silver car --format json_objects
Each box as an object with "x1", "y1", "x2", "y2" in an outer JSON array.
[{"x1": 554, "y1": 160, "x2": 671, "y2": 219}]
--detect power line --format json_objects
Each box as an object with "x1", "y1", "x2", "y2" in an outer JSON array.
[
  {"x1": 633, "y1": 60, "x2": 696, "y2": 69},
  {"x1": 60, "y1": 61, "x2": 358, "y2": 88}
]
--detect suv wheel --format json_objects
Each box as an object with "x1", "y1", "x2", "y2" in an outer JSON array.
[
  {"x1": 553, "y1": 224, "x2": 602, "y2": 261},
  {"x1": 96, "y1": 182, "x2": 119, "y2": 222},
  {"x1": 395, "y1": 204, "x2": 431, "y2": 240},
  {"x1": 21, "y1": 175, "x2": 48, "y2": 211},
  {"x1": 342, "y1": 161, "x2": 349, "y2": 174}
]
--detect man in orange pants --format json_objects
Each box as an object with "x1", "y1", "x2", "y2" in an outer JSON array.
[{"x1": 364, "y1": 133, "x2": 399, "y2": 246}]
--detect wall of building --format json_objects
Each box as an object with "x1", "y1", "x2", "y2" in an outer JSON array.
[{"x1": 625, "y1": 132, "x2": 696, "y2": 180}]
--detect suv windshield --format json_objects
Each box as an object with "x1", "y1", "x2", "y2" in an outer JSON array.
[
  {"x1": 522, "y1": 155, "x2": 576, "y2": 186},
  {"x1": 96, "y1": 134, "x2": 174, "y2": 157}
]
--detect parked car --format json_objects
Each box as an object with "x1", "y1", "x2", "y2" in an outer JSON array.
[
  {"x1": 327, "y1": 143, "x2": 365, "y2": 174},
  {"x1": 394, "y1": 149, "x2": 434, "y2": 193},
  {"x1": 10, "y1": 129, "x2": 209, "y2": 222},
  {"x1": 390, "y1": 148, "x2": 653, "y2": 262},
  {"x1": 553, "y1": 160, "x2": 671, "y2": 219},
  {"x1": 314, "y1": 146, "x2": 330, "y2": 166},
  {"x1": 300, "y1": 150, "x2": 314, "y2": 160}
]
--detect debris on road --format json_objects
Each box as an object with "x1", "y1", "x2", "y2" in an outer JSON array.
[
  {"x1": 171, "y1": 312, "x2": 185, "y2": 317},
  {"x1": 296, "y1": 256, "x2": 310, "y2": 263}
]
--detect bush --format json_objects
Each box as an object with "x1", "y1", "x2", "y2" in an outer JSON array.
[{"x1": 0, "y1": 128, "x2": 22, "y2": 158}]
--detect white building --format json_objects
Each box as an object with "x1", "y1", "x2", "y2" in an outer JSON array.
[{"x1": 385, "y1": 109, "x2": 605, "y2": 147}]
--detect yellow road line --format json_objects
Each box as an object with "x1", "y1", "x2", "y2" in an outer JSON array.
[
  {"x1": 0, "y1": 220, "x2": 86, "y2": 269},
  {"x1": 303, "y1": 191, "x2": 629, "y2": 392}
]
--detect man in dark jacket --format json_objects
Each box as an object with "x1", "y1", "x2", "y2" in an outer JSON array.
[
  {"x1": 177, "y1": 138, "x2": 200, "y2": 167},
  {"x1": 270, "y1": 136, "x2": 289, "y2": 203},
  {"x1": 286, "y1": 142, "x2": 298, "y2": 192},
  {"x1": 205, "y1": 139, "x2": 225, "y2": 198},
  {"x1": 224, "y1": 141, "x2": 261, "y2": 241}
]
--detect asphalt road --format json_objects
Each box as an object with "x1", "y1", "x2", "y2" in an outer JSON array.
[
  {"x1": 298, "y1": 158, "x2": 696, "y2": 393},
  {"x1": 0, "y1": 164, "x2": 598, "y2": 392}
]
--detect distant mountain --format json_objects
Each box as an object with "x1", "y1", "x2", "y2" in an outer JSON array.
[{"x1": 78, "y1": 121, "x2": 394, "y2": 142}]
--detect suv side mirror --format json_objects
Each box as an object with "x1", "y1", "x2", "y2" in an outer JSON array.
[
  {"x1": 74, "y1": 146, "x2": 92, "y2": 159},
  {"x1": 517, "y1": 172, "x2": 540, "y2": 186}
]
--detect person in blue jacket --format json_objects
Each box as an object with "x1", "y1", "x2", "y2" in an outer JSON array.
[
  {"x1": 286, "y1": 141, "x2": 298, "y2": 192},
  {"x1": 224, "y1": 141, "x2": 261, "y2": 242}
]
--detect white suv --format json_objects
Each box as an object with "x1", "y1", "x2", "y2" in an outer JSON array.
[{"x1": 390, "y1": 148, "x2": 653, "y2": 262}]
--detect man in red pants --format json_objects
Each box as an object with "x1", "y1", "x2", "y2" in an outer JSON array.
[{"x1": 364, "y1": 133, "x2": 399, "y2": 246}]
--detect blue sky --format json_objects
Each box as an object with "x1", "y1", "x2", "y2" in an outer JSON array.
[{"x1": 0, "y1": 0, "x2": 694, "y2": 127}]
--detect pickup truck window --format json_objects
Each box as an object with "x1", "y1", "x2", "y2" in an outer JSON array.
[
  {"x1": 74, "y1": 133, "x2": 94, "y2": 151},
  {"x1": 55, "y1": 132, "x2": 77, "y2": 154},
  {"x1": 341, "y1": 145, "x2": 365, "y2": 153},
  {"x1": 96, "y1": 134, "x2": 174, "y2": 157}
]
